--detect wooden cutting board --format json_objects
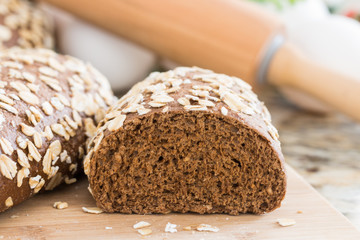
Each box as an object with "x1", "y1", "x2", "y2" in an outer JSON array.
[{"x1": 1, "y1": 164, "x2": 359, "y2": 240}]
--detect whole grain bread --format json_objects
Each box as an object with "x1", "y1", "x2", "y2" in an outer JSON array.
[
  {"x1": 85, "y1": 67, "x2": 286, "y2": 215},
  {"x1": 0, "y1": 0, "x2": 53, "y2": 49},
  {"x1": 0, "y1": 48, "x2": 113, "y2": 212}
]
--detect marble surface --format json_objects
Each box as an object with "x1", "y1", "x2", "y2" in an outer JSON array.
[{"x1": 259, "y1": 86, "x2": 360, "y2": 230}]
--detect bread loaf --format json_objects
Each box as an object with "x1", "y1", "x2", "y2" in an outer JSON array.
[
  {"x1": 0, "y1": 48, "x2": 113, "y2": 212},
  {"x1": 85, "y1": 67, "x2": 286, "y2": 215},
  {"x1": 0, "y1": 0, "x2": 53, "y2": 49}
]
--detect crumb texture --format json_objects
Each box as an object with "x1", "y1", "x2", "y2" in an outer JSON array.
[{"x1": 86, "y1": 67, "x2": 286, "y2": 215}]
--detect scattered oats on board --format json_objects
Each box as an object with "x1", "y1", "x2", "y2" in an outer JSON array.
[
  {"x1": 138, "y1": 228, "x2": 152, "y2": 236},
  {"x1": 277, "y1": 218, "x2": 296, "y2": 227},
  {"x1": 105, "y1": 227, "x2": 112, "y2": 230},
  {"x1": 10, "y1": 215, "x2": 19, "y2": 219},
  {"x1": 196, "y1": 224, "x2": 220, "y2": 232},
  {"x1": 133, "y1": 221, "x2": 151, "y2": 229},
  {"x1": 183, "y1": 226, "x2": 192, "y2": 231},
  {"x1": 53, "y1": 201, "x2": 68, "y2": 210},
  {"x1": 82, "y1": 207, "x2": 103, "y2": 214},
  {"x1": 64, "y1": 176, "x2": 77, "y2": 185},
  {"x1": 164, "y1": 222, "x2": 177, "y2": 233}
]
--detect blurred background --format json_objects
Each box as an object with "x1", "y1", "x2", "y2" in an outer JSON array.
[{"x1": 37, "y1": 0, "x2": 360, "y2": 230}]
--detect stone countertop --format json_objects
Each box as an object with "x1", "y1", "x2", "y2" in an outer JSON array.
[{"x1": 259, "y1": 86, "x2": 360, "y2": 230}]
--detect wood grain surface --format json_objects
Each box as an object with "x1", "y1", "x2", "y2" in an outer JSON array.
[{"x1": 0, "y1": 165, "x2": 359, "y2": 240}]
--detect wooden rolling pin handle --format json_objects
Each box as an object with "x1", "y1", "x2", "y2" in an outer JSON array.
[
  {"x1": 41, "y1": 0, "x2": 360, "y2": 121},
  {"x1": 268, "y1": 43, "x2": 360, "y2": 121},
  {"x1": 40, "y1": 0, "x2": 282, "y2": 86}
]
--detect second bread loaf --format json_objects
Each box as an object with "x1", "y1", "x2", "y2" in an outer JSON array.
[{"x1": 0, "y1": 48, "x2": 113, "y2": 212}]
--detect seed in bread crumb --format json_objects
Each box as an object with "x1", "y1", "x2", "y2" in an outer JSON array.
[
  {"x1": 133, "y1": 221, "x2": 151, "y2": 229},
  {"x1": 164, "y1": 222, "x2": 177, "y2": 233},
  {"x1": 297, "y1": 210, "x2": 303, "y2": 214},
  {"x1": 138, "y1": 228, "x2": 152, "y2": 236},
  {"x1": 53, "y1": 201, "x2": 68, "y2": 209},
  {"x1": 277, "y1": 218, "x2": 296, "y2": 227},
  {"x1": 82, "y1": 206, "x2": 103, "y2": 214},
  {"x1": 196, "y1": 224, "x2": 219, "y2": 232}
]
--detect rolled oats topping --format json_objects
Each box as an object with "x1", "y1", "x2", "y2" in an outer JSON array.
[
  {"x1": 221, "y1": 106, "x2": 228, "y2": 116},
  {"x1": 23, "y1": 72, "x2": 36, "y2": 83},
  {"x1": 33, "y1": 132, "x2": 42, "y2": 148},
  {"x1": 34, "y1": 178, "x2": 45, "y2": 193},
  {"x1": 16, "y1": 149, "x2": 30, "y2": 168},
  {"x1": 0, "y1": 25, "x2": 11, "y2": 42},
  {"x1": 16, "y1": 136, "x2": 27, "y2": 149},
  {"x1": 0, "y1": 154, "x2": 17, "y2": 180},
  {"x1": 42, "y1": 101, "x2": 54, "y2": 116},
  {"x1": 42, "y1": 126, "x2": 54, "y2": 141},
  {"x1": 0, "y1": 93, "x2": 14, "y2": 105},
  {"x1": 50, "y1": 97, "x2": 65, "y2": 111},
  {"x1": 29, "y1": 175, "x2": 41, "y2": 189},
  {"x1": 0, "y1": 137, "x2": 13, "y2": 155},
  {"x1": 39, "y1": 66, "x2": 58, "y2": 77},
  {"x1": 18, "y1": 90, "x2": 40, "y2": 105},
  {"x1": 27, "y1": 141, "x2": 41, "y2": 162},
  {"x1": 0, "y1": 113, "x2": 4, "y2": 130},
  {"x1": 0, "y1": 101, "x2": 18, "y2": 115},
  {"x1": 107, "y1": 115, "x2": 126, "y2": 132},
  {"x1": 17, "y1": 167, "x2": 30, "y2": 187},
  {"x1": 51, "y1": 124, "x2": 69, "y2": 140}
]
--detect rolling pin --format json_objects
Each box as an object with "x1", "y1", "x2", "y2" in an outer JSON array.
[{"x1": 41, "y1": 0, "x2": 360, "y2": 121}]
